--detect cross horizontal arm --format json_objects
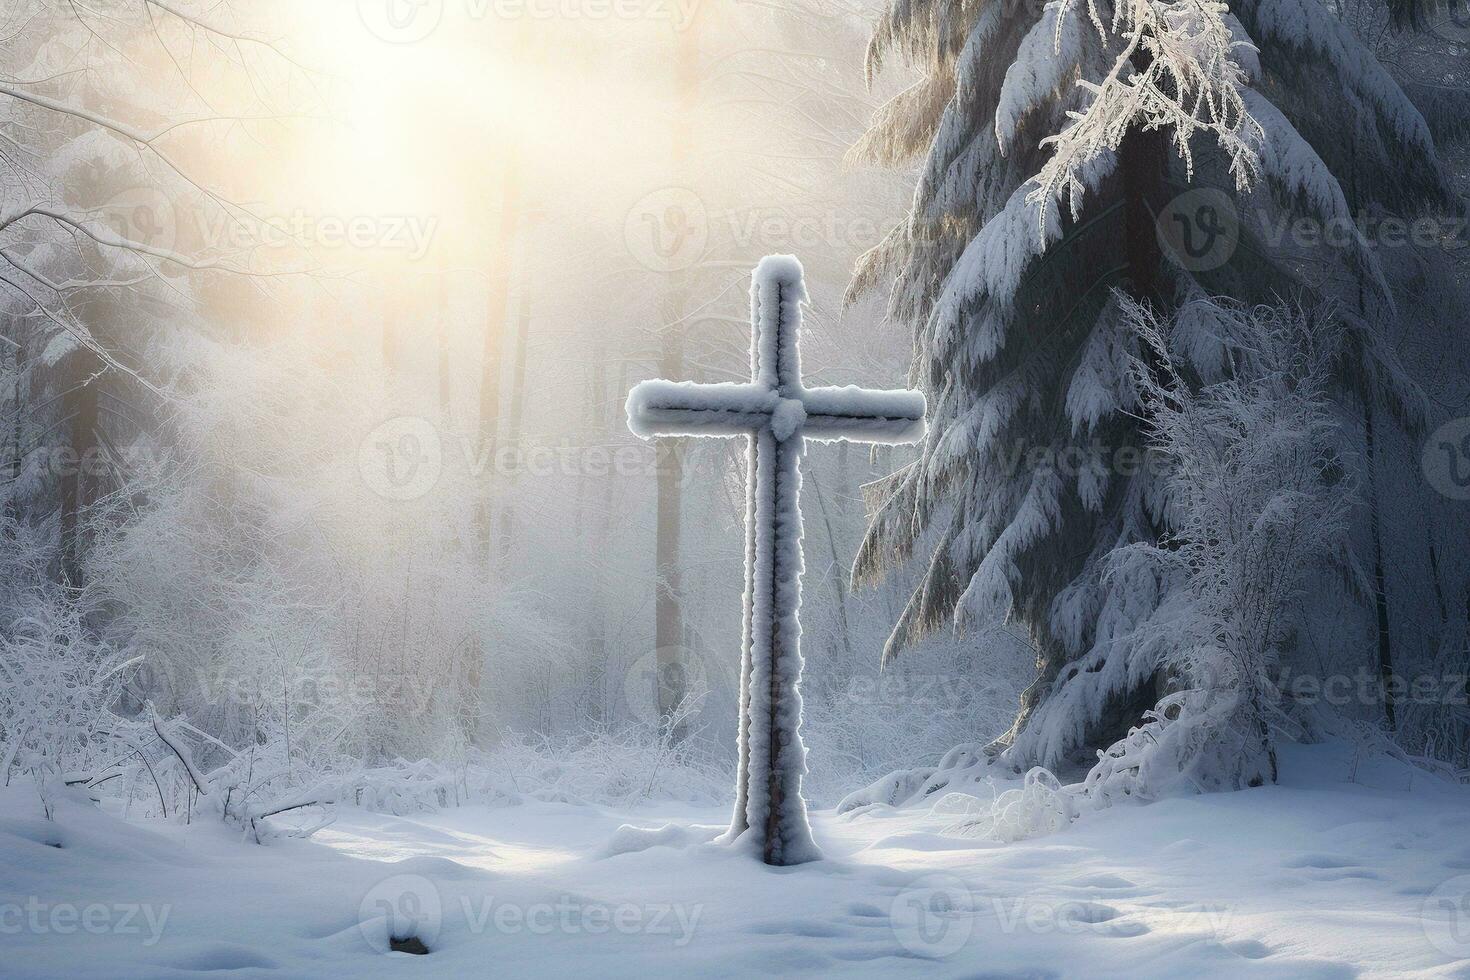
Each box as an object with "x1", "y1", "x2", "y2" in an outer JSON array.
[
  {"x1": 628, "y1": 379, "x2": 927, "y2": 443},
  {"x1": 626, "y1": 380, "x2": 779, "y2": 438},
  {"x1": 799, "y1": 385, "x2": 926, "y2": 445}
]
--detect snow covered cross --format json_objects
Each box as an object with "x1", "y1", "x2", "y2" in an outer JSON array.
[{"x1": 626, "y1": 255, "x2": 926, "y2": 865}]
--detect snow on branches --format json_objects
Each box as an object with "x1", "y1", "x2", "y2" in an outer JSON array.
[
  {"x1": 1092, "y1": 295, "x2": 1352, "y2": 793},
  {"x1": 1027, "y1": 0, "x2": 1265, "y2": 236}
]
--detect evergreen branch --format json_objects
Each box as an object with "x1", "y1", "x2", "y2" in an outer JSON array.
[{"x1": 1028, "y1": 0, "x2": 1265, "y2": 239}]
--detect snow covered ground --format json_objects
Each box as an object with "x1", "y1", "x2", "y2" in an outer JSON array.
[{"x1": 4, "y1": 743, "x2": 1470, "y2": 978}]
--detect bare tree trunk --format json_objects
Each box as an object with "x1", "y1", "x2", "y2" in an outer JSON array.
[
  {"x1": 60, "y1": 353, "x2": 99, "y2": 591},
  {"x1": 584, "y1": 347, "x2": 614, "y2": 724},
  {"x1": 654, "y1": 317, "x2": 687, "y2": 737},
  {"x1": 477, "y1": 148, "x2": 522, "y2": 569},
  {"x1": 809, "y1": 465, "x2": 854, "y2": 665},
  {"x1": 653, "y1": 11, "x2": 702, "y2": 740},
  {"x1": 383, "y1": 276, "x2": 402, "y2": 374},
  {"x1": 498, "y1": 272, "x2": 533, "y2": 563},
  {"x1": 5, "y1": 337, "x2": 20, "y2": 532},
  {"x1": 437, "y1": 266, "x2": 453, "y2": 421}
]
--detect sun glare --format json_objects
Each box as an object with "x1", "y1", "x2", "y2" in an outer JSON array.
[{"x1": 285, "y1": 1, "x2": 671, "y2": 263}]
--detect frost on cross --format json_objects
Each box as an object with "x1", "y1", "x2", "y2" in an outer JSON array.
[{"x1": 626, "y1": 255, "x2": 926, "y2": 866}]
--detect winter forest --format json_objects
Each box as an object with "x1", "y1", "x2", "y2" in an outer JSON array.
[{"x1": 2, "y1": 0, "x2": 1470, "y2": 975}]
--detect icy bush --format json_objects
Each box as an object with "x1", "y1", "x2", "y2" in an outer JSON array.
[
  {"x1": 805, "y1": 626, "x2": 1032, "y2": 807},
  {"x1": 476, "y1": 721, "x2": 729, "y2": 808},
  {"x1": 0, "y1": 592, "x2": 138, "y2": 817},
  {"x1": 934, "y1": 768, "x2": 1079, "y2": 842},
  {"x1": 1085, "y1": 296, "x2": 1352, "y2": 795},
  {"x1": 988, "y1": 769, "x2": 1076, "y2": 841},
  {"x1": 1016, "y1": 297, "x2": 1355, "y2": 807}
]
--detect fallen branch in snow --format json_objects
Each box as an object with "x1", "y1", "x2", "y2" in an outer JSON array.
[{"x1": 149, "y1": 706, "x2": 212, "y2": 798}]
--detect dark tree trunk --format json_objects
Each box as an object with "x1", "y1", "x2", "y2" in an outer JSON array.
[
  {"x1": 1121, "y1": 132, "x2": 1167, "y2": 306},
  {"x1": 1362, "y1": 397, "x2": 1396, "y2": 730},
  {"x1": 1043, "y1": 107, "x2": 1175, "y2": 758}
]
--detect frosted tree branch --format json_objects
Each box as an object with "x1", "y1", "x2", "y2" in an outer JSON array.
[{"x1": 1026, "y1": 0, "x2": 1265, "y2": 237}]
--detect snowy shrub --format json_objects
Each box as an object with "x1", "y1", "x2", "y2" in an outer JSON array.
[
  {"x1": 121, "y1": 708, "x2": 338, "y2": 840},
  {"x1": 1080, "y1": 690, "x2": 1245, "y2": 804},
  {"x1": 838, "y1": 765, "x2": 945, "y2": 814},
  {"x1": 476, "y1": 718, "x2": 729, "y2": 809},
  {"x1": 0, "y1": 592, "x2": 139, "y2": 817},
  {"x1": 838, "y1": 738, "x2": 1033, "y2": 815},
  {"x1": 83, "y1": 334, "x2": 579, "y2": 782},
  {"x1": 1394, "y1": 618, "x2": 1470, "y2": 774},
  {"x1": 934, "y1": 768, "x2": 1079, "y2": 842},
  {"x1": 801, "y1": 627, "x2": 1030, "y2": 806},
  {"x1": 285, "y1": 757, "x2": 494, "y2": 815},
  {"x1": 1079, "y1": 296, "x2": 1353, "y2": 797},
  {"x1": 988, "y1": 768, "x2": 1077, "y2": 841},
  {"x1": 0, "y1": 578, "x2": 333, "y2": 839}
]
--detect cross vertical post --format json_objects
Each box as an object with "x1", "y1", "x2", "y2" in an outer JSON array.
[{"x1": 627, "y1": 255, "x2": 926, "y2": 865}]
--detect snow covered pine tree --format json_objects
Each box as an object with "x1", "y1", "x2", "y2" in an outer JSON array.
[
  {"x1": 848, "y1": 0, "x2": 1462, "y2": 776},
  {"x1": 628, "y1": 256, "x2": 925, "y2": 864}
]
